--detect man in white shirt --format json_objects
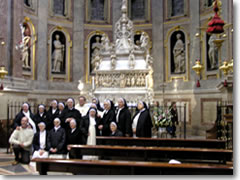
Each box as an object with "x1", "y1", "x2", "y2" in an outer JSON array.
[
  {"x1": 9, "y1": 116, "x2": 34, "y2": 165},
  {"x1": 75, "y1": 96, "x2": 89, "y2": 117}
]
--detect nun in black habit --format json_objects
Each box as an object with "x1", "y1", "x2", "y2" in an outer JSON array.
[
  {"x1": 116, "y1": 98, "x2": 132, "y2": 137},
  {"x1": 33, "y1": 104, "x2": 47, "y2": 132},
  {"x1": 98, "y1": 99, "x2": 116, "y2": 136},
  {"x1": 47, "y1": 118, "x2": 66, "y2": 154},
  {"x1": 66, "y1": 119, "x2": 83, "y2": 159},
  {"x1": 132, "y1": 101, "x2": 153, "y2": 138},
  {"x1": 12, "y1": 102, "x2": 36, "y2": 133},
  {"x1": 80, "y1": 107, "x2": 100, "y2": 145},
  {"x1": 62, "y1": 98, "x2": 82, "y2": 130},
  {"x1": 92, "y1": 98, "x2": 104, "y2": 112},
  {"x1": 46, "y1": 100, "x2": 59, "y2": 131}
]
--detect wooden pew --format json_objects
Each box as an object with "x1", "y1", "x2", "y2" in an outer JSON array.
[
  {"x1": 96, "y1": 136, "x2": 227, "y2": 149},
  {"x1": 69, "y1": 145, "x2": 232, "y2": 164},
  {"x1": 32, "y1": 158, "x2": 233, "y2": 175}
]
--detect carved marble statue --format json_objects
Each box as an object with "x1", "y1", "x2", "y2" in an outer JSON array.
[
  {"x1": 92, "y1": 36, "x2": 102, "y2": 51},
  {"x1": 128, "y1": 49, "x2": 135, "y2": 69},
  {"x1": 52, "y1": 34, "x2": 65, "y2": 72},
  {"x1": 140, "y1": 74, "x2": 145, "y2": 87},
  {"x1": 126, "y1": 75, "x2": 131, "y2": 87},
  {"x1": 145, "y1": 50, "x2": 153, "y2": 69},
  {"x1": 140, "y1": 32, "x2": 149, "y2": 51},
  {"x1": 17, "y1": 24, "x2": 31, "y2": 68},
  {"x1": 91, "y1": 48, "x2": 102, "y2": 71},
  {"x1": 136, "y1": 74, "x2": 141, "y2": 87},
  {"x1": 147, "y1": 68, "x2": 154, "y2": 89},
  {"x1": 208, "y1": 35, "x2": 218, "y2": 70},
  {"x1": 173, "y1": 33, "x2": 185, "y2": 73},
  {"x1": 120, "y1": 74, "x2": 126, "y2": 88},
  {"x1": 101, "y1": 34, "x2": 112, "y2": 53},
  {"x1": 131, "y1": 75, "x2": 135, "y2": 87},
  {"x1": 110, "y1": 48, "x2": 116, "y2": 70},
  {"x1": 21, "y1": 35, "x2": 31, "y2": 68}
]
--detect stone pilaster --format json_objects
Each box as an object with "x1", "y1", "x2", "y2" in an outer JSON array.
[
  {"x1": 72, "y1": 0, "x2": 85, "y2": 83},
  {"x1": 36, "y1": 0, "x2": 48, "y2": 89},
  {"x1": 151, "y1": 0, "x2": 164, "y2": 91}
]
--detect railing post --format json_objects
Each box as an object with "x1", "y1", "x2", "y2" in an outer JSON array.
[{"x1": 184, "y1": 103, "x2": 186, "y2": 139}]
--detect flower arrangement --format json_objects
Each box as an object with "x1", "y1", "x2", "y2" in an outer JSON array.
[{"x1": 153, "y1": 107, "x2": 173, "y2": 128}]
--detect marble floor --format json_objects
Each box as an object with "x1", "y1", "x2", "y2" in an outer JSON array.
[
  {"x1": 0, "y1": 151, "x2": 34, "y2": 175},
  {"x1": 0, "y1": 150, "x2": 72, "y2": 175}
]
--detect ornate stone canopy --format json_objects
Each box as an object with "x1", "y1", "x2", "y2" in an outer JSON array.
[{"x1": 90, "y1": 0, "x2": 154, "y2": 103}]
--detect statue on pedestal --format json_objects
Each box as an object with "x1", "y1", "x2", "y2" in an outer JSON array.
[
  {"x1": 208, "y1": 35, "x2": 218, "y2": 70},
  {"x1": 17, "y1": 24, "x2": 31, "y2": 69},
  {"x1": 128, "y1": 49, "x2": 135, "y2": 69},
  {"x1": 110, "y1": 47, "x2": 116, "y2": 70},
  {"x1": 146, "y1": 50, "x2": 153, "y2": 69},
  {"x1": 173, "y1": 33, "x2": 185, "y2": 73},
  {"x1": 52, "y1": 34, "x2": 65, "y2": 73},
  {"x1": 101, "y1": 34, "x2": 112, "y2": 53},
  {"x1": 126, "y1": 75, "x2": 131, "y2": 87},
  {"x1": 131, "y1": 75, "x2": 135, "y2": 87},
  {"x1": 91, "y1": 48, "x2": 102, "y2": 71},
  {"x1": 120, "y1": 74, "x2": 126, "y2": 88},
  {"x1": 21, "y1": 35, "x2": 31, "y2": 68},
  {"x1": 140, "y1": 32, "x2": 149, "y2": 52},
  {"x1": 136, "y1": 74, "x2": 141, "y2": 87}
]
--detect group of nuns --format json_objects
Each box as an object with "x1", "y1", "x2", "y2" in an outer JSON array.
[{"x1": 12, "y1": 98, "x2": 153, "y2": 159}]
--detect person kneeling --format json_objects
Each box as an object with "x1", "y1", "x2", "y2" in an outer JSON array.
[
  {"x1": 32, "y1": 122, "x2": 49, "y2": 159},
  {"x1": 9, "y1": 117, "x2": 34, "y2": 165}
]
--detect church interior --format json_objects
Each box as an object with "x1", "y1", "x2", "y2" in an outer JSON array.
[{"x1": 0, "y1": 0, "x2": 234, "y2": 175}]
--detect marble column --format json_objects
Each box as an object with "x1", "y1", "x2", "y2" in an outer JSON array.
[
  {"x1": 36, "y1": 0, "x2": 48, "y2": 89},
  {"x1": 151, "y1": 0, "x2": 164, "y2": 91},
  {"x1": 72, "y1": 0, "x2": 85, "y2": 83}
]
